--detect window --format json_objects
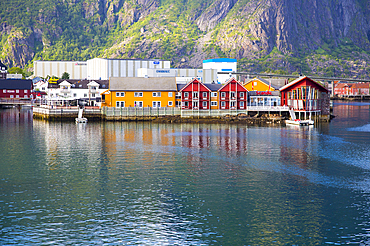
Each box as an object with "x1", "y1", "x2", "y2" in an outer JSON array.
[
  {"x1": 84, "y1": 94, "x2": 87, "y2": 97},
  {"x1": 230, "y1": 101, "x2": 236, "y2": 108},
  {"x1": 240, "y1": 92, "x2": 244, "y2": 98},
  {"x1": 254, "y1": 81, "x2": 257, "y2": 86},
  {"x1": 24, "y1": 90, "x2": 28, "y2": 93},
  {"x1": 203, "y1": 92, "x2": 208, "y2": 98},
  {"x1": 193, "y1": 101, "x2": 198, "y2": 108},
  {"x1": 221, "y1": 101, "x2": 225, "y2": 107},
  {"x1": 230, "y1": 92, "x2": 236, "y2": 98},
  {"x1": 221, "y1": 92, "x2": 226, "y2": 98},
  {"x1": 134, "y1": 101, "x2": 143, "y2": 107},
  {"x1": 116, "y1": 92, "x2": 125, "y2": 97},
  {"x1": 42, "y1": 87, "x2": 45, "y2": 91},
  {"x1": 153, "y1": 92, "x2": 161, "y2": 97},
  {"x1": 184, "y1": 101, "x2": 189, "y2": 107},
  {"x1": 16, "y1": 90, "x2": 19, "y2": 93},
  {"x1": 134, "y1": 92, "x2": 143, "y2": 97},
  {"x1": 240, "y1": 101, "x2": 244, "y2": 107},
  {"x1": 168, "y1": 101, "x2": 173, "y2": 106},
  {"x1": 152, "y1": 101, "x2": 161, "y2": 108},
  {"x1": 73, "y1": 93, "x2": 77, "y2": 97},
  {"x1": 3, "y1": 89, "x2": 6, "y2": 93},
  {"x1": 91, "y1": 94, "x2": 95, "y2": 98},
  {"x1": 116, "y1": 101, "x2": 125, "y2": 108},
  {"x1": 168, "y1": 92, "x2": 173, "y2": 97},
  {"x1": 193, "y1": 92, "x2": 198, "y2": 98},
  {"x1": 24, "y1": 95, "x2": 28, "y2": 98},
  {"x1": 184, "y1": 92, "x2": 189, "y2": 98},
  {"x1": 211, "y1": 101, "x2": 217, "y2": 106},
  {"x1": 10, "y1": 95, "x2": 14, "y2": 98},
  {"x1": 16, "y1": 95, "x2": 19, "y2": 98},
  {"x1": 203, "y1": 101, "x2": 207, "y2": 107},
  {"x1": 212, "y1": 92, "x2": 217, "y2": 97}
]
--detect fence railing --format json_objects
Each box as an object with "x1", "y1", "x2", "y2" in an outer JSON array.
[
  {"x1": 103, "y1": 107, "x2": 181, "y2": 117},
  {"x1": 33, "y1": 106, "x2": 290, "y2": 118}
]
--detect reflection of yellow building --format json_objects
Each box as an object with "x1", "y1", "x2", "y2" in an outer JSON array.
[
  {"x1": 101, "y1": 77, "x2": 177, "y2": 108},
  {"x1": 244, "y1": 77, "x2": 277, "y2": 91}
]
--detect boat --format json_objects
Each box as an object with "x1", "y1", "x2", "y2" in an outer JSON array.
[
  {"x1": 285, "y1": 109, "x2": 314, "y2": 126},
  {"x1": 75, "y1": 107, "x2": 88, "y2": 123}
]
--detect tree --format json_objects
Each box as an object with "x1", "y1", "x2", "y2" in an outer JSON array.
[
  {"x1": 8, "y1": 67, "x2": 25, "y2": 78},
  {"x1": 61, "y1": 72, "x2": 70, "y2": 79}
]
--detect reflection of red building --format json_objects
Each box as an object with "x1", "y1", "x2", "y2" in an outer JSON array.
[
  {"x1": 179, "y1": 78, "x2": 211, "y2": 110},
  {"x1": 280, "y1": 76, "x2": 330, "y2": 116},
  {"x1": 218, "y1": 78, "x2": 248, "y2": 110}
]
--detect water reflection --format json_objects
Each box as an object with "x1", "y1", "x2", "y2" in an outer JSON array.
[{"x1": 1, "y1": 104, "x2": 370, "y2": 245}]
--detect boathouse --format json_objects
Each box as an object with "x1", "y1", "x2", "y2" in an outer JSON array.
[{"x1": 280, "y1": 76, "x2": 330, "y2": 119}]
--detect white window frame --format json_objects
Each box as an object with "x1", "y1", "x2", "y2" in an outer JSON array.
[
  {"x1": 152, "y1": 101, "x2": 161, "y2": 108},
  {"x1": 193, "y1": 92, "x2": 198, "y2": 98},
  {"x1": 240, "y1": 92, "x2": 244, "y2": 98},
  {"x1": 3, "y1": 89, "x2": 6, "y2": 93},
  {"x1": 221, "y1": 92, "x2": 226, "y2": 98},
  {"x1": 193, "y1": 101, "x2": 198, "y2": 108},
  {"x1": 134, "y1": 92, "x2": 143, "y2": 97},
  {"x1": 211, "y1": 101, "x2": 217, "y2": 106},
  {"x1": 116, "y1": 101, "x2": 125, "y2": 108},
  {"x1": 16, "y1": 90, "x2": 19, "y2": 93},
  {"x1": 24, "y1": 95, "x2": 28, "y2": 98},
  {"x1": 168, "y1": 101, "x2": 173, "y2": 106},
  {"x1": 212, "y1": 92, "x2": 217, "y2": 97},
  {"x1": 24, "y1": 90, "x2": 28, "y2": 93},
  {"x1": 221, "y1": 101, "x2": 226, "y2": 107},
  {"x1": 134, "y1": 101, "x2": 143, "y2": 107},
  {"x1": 184, "y1": 92, "x2": 189, "y2": 98},
  {"x1": 202, "y1": 101, "x2": 207, "y2": 107},
  {"x1": 203, "y1": 92, "x2": 208, "y2": 98},
  {"x1": 240, "y1": 101, "x2": 244, "y2": 107},
  {"x1": 168, "y1": 92, "x2": 173, "y2": 97},
  {"x1": 153, "y1": 92, "x2": 161, "y2": 97}
]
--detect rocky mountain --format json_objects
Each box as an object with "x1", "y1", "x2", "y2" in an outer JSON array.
[{"x1": 1, "y1": 0, "x2": 370, "y2": 78}]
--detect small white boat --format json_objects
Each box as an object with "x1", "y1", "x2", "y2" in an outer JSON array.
[
  {"x1": 286, "y1": 119, "x2": 314, "y2": 126},
  {"x1": 286, "y1": 109, "x2": 314, "y2": 126},
  {"x1": 75, "y1": 107, "x2": 88, "y2": 123},
  {"x1": 75, "y1": 117, "x2": 88, "y2": 123}
]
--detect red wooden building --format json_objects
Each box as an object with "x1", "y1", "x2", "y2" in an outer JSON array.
[
  {"x1": 280, "y1": 76, "x2": 330, "y2": 117},
  {"x1": 0, "y1": 79, "x2": 33, "y2": 99},
  {"x1": 218, "y1": 78, "x2": 248, "y2": 110},
  {"x1": 179, "y1": 78, "x2": 212, "y2": 110}
]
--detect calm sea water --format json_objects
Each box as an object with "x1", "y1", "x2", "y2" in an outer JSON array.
[{"x1": 1, "y1": 102, "x2": 370, "y2": 245}]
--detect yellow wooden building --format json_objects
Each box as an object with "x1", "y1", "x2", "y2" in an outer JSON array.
[
  {"x1": 101, "y1": 77, "x2": 177, "y2": 108},
  {"x1": 243, "y1": 77, "x2": 277, "y2": 91}
]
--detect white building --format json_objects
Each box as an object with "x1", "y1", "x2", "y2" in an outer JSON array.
[
  {"x1": 137, "y1": 68, "x2": 218, "y2": 84},
  {"x1": 202, "y1": 58, "x2": 237, "y2": 83},
  {"x1": 47, "y1": 79, "x2": 109, "y2": 107},
  {"x1": 34, "y1": 61, "x2": 87, "y2": 79},
  {"x1": 86, "y1": 58, "x2": 171, "y2": 80}
]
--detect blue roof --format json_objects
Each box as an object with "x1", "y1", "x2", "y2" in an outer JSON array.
[{"x1": 203, "y1": 58, "x2": 237, "y2": 63}]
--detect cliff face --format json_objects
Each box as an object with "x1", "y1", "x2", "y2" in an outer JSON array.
[{"x1": 1, "y1": 0, "x2": 370, "y2": 77}]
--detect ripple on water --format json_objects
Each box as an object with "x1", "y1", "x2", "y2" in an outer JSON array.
[{"x1": 347, "y1": 124, "x2": 370, "y2": 132}]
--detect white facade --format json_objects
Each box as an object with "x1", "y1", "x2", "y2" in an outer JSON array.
[
  {"x1": 34, "y1": 61, "x2": 87, "y2": 79},
  {"x1": 47, "y1": 81, "x2": 106, "y2": 107},
  {"x1": 202, "y1": 58, "x2": 237, "y2": 83},
  {"x1": 87, "y1": 58, "x2": 171, "y2": 80},
  {"x1": 137, "y1": 68, "x2": 218, "y2": 84}
]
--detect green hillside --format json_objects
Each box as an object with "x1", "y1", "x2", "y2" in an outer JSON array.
[{"x1": 1, "y1": 0, "x2": 370, "y2": 79}]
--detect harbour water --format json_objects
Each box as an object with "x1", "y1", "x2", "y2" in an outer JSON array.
[{"x1": 1, "y1": 102, "x2": 370, "y2": 245}]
